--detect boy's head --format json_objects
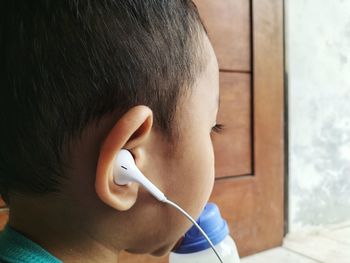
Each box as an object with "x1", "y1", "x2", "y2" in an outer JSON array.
[{"x1": 0, "y1": 0, "x2": 219, "y2": 259}]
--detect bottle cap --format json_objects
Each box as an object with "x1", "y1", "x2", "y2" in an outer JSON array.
[{"x1": 173, "y1": 203, "x2": 229, "y2": 254}]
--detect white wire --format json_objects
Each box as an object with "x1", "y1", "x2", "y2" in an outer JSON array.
[{"x1": 163, "y1": 198, "x2": 224, "y2": 263}]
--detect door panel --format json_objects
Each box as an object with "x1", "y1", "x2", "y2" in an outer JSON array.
[
  {"x1": 214, "y1": 72, "x2": 252, "y2": 178},
  {"x1": 194, "y1": 0, "x2": 251, "y2": 72}
]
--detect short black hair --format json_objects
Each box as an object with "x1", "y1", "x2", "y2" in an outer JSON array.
[{"x1": 0, "y1": 0, "x2": 207, "y2": 201}]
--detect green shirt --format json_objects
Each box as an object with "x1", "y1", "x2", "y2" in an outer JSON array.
[{"x1": 0, "y1": 225, "x2": 62, "y2": 263}]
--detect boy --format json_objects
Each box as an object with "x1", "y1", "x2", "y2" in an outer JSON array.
[{"x1": 0, "y1": 0, "x2": 221, "y2": 262}]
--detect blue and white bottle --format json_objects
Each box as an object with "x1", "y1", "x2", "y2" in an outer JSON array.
[{"x1": 169, "y1": 203, "x2": 240, "y2": 263}]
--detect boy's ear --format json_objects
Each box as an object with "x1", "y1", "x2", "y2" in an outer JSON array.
[{"x1": 95, "y1": 105, "x2": 153, "y2": 211}]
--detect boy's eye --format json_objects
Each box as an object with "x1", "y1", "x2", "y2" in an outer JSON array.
[{"x1": 211, "y1": 123, "x2": 225, "y2": 134}]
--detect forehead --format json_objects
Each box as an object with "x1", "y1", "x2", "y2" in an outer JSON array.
[
  {"x1": 177, "y1": 34, "x2": 219, "y2": 126},
  {"x1": 197, "y1": 35, "x2": 219, "y2": 111}
]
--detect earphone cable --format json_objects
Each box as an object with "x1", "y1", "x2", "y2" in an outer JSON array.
[{"x1": 163, "y1": 198, "x2": 224, "y2": 263}]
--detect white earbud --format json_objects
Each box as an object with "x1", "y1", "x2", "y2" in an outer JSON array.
[{"x1": 113, "y1": 149, "x2": 167, "y2": 202}]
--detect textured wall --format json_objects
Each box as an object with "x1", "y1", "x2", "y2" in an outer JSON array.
[{"x1": 286, "y1": 0, "x2": 350, "y2": 231}]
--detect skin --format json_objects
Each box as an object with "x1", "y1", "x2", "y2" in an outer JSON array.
[{"x1": 7, "y1": 33, "x2": 220, "y2": 262}]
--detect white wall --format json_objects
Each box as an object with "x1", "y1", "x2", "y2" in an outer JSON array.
[{"x1": 286, "y1": 0, "x2": 350, "y2": 232}]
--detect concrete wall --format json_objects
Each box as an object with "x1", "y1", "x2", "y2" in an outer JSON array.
[{"x1": 286, "y1": 0, "x2": 350, "y2": 232}]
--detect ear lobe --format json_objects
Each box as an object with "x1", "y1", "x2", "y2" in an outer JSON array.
[{"x1": 95, "y1": 106, "x2": 153, "y2": 211}]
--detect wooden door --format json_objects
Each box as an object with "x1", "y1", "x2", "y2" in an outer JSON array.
[
  {"x1": 120, "y1": 0, "x2": 285, "y2": 261},
  {"x1": 0, "y1": 0, "x2": 284, "y2": 261}
]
